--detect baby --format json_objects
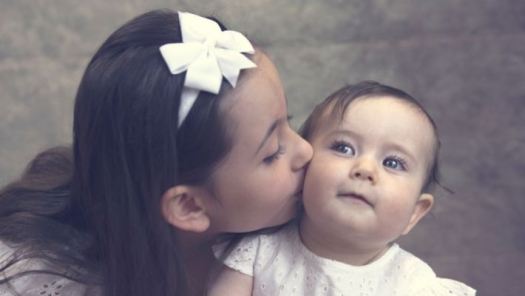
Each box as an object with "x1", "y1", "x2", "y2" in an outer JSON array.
[{"x1": 210, "y1": 81, "x2": 476, "y2": 296}]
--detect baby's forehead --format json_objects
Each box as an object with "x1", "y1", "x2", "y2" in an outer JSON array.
[
  {"x1": 311, "y1": 96, "x2": 438, "y2": 149},
  {"x1": 321, "y1": 96, "x2": 430, "y2": 127}
]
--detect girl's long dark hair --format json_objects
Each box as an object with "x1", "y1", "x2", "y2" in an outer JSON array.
[{"x1": 0, "y1": 9, "x2": 236, "y2": 295}]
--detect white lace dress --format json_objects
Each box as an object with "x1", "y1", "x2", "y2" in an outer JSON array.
[
  {"x1": 0, "y1": 241, "x2": 99, "y2": 296},
  {"x1": 214, "y1": 223, "x2": 476, "y2": 296}
]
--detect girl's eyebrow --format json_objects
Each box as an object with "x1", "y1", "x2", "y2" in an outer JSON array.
[{"x1": 256, "y1": 118, "x2": 285, "y2": 155}]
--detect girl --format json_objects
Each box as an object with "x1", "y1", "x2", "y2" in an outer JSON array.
[
  {"x1": 0, "y1": 10, "x2": 312, "y2": 296},
  {"x1": 210, "y1": 82, "x2": 476, "y2": 295}
]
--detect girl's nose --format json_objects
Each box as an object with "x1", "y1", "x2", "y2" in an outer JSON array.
[
  {"x1": 350, "y1": 157, "x2": 377, "y2": 184},
  {"x1": 291, "y1": 132, "x2": 313, "y2": 171}
]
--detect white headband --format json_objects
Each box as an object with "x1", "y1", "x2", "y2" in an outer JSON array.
[{"x1": 160, "y1": 12, "x2": 257, "y2": 127}]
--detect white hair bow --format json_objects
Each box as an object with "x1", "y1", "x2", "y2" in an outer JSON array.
[{"x1": 160, "y1": 12, "x2": 257, "y2": 127}]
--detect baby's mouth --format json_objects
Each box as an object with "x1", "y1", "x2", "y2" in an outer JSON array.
[{"x1": 339, "y1": 192, "x2": 371, "y2": 206}]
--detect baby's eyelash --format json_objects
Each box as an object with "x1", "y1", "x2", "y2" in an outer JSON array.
[
  {"x1": 330, "y1": 140, "x2": 355, "y2": 155},
  {"x1": 384, "y1": 155, "x2": 408, "y2": 171},
  {"x1": 263, "y1": 145, "x2": 285, "y2": 164}
]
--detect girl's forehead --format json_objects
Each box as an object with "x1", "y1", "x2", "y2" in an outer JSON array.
[
  {"x1": 220, "y1": 52, "x2": 280, "y2": 111},
  {"x1": 217, "y1": 52, "x2": 286, "y2": 152}
]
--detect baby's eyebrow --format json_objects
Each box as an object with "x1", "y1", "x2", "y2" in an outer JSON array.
[
  {"x1": 384, "y1": 142, "x2": 417, "y2": 164},
  {"x1": 328, "y1": 130, "x2": 418, "y2": 163},
  {"x1": 328, "y1": 129, "x2": 363, "y2": 141}
]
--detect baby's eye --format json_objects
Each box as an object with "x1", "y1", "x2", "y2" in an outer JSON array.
[
  {"x1": 383, "y1": 157, "x2": 407, "y2": 171},
  {"x1": 331, "y1": 141, "x2": 355, "y2": 155}
]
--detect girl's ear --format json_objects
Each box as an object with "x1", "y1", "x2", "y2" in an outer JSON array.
[
  {"x1": 161, "y1": 185, "x2": 211, "y2": 233},
  {"x1": 402, "y1": 193, "x2": 434, "y2": 235}
]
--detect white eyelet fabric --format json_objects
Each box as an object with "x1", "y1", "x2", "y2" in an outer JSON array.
[
  {"x1": 0, "y1": 241, "x2": 100, "y2": 296},
  {"x1": 213, "y1": 223, "x2": 476, "y2": 296}
]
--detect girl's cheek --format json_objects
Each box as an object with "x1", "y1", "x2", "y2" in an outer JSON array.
[{"x1": 270, "y1": 175, "x2": 289, "y2": 194}]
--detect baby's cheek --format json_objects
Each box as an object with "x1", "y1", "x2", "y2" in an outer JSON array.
[{"x1": 381, "y1": 205, "x2": 412, "y2": 228}]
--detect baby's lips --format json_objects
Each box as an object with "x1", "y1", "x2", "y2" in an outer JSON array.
[{"x1": 339, "y1": 192, "x2": 371, "y2": 205}]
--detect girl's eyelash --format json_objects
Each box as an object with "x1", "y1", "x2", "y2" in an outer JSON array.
[{"x1": 264, "y1": 145, "x2": 285, "y2": 164}]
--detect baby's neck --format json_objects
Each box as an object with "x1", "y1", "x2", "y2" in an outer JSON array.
[{"x1": 299, "y1": 216, "x2": 391, "y2": 266}]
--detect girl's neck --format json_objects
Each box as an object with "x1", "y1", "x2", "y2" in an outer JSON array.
[
  {"x1": 178, "y1": 231, "x2": 217, "y2": 296},
  {"x1": 299, "y1": 216, "x2": 391, "y2": 266}
]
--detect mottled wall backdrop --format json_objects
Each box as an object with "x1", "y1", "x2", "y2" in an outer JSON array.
[{"x1": 1, "y1": 0, "x2": 524, "y2": 294}]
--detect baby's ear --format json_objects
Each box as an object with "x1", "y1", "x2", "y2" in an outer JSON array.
[
  {"x1": 402, "y1": 193, "x2": 434, "y2": 235},
  {"x1": 161, "y1": 185, "x2": 211, "y2": 233}
]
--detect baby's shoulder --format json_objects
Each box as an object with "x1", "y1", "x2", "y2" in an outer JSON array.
[
  {"x1": 391, "y1": 247, "x2": 476, "y2": 296},
  {"x1": 414, "y1": 278, "x2": 477, "y2": 296}
]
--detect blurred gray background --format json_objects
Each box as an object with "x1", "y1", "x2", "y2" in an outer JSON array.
[{"x1": 1, "y1": 0, "x2": 524, "y2": 294}]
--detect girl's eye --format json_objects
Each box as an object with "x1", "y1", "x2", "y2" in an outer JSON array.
[
  {"x1": 383, "y1": 157, "x2": 407, "y2": 171},
  {"x1": 331, "y1": 141, "x2": 355, "y2": 155},
  {"x1": 263, "y1": 145, "x2": 285, "y2": 164}
]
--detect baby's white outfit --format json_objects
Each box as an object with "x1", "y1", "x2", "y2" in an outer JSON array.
[{"x1": 214, "y1": 223, "x2": 476, "y2": 296}]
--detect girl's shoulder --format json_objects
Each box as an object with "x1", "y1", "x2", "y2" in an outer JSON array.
[{"x1": 0, "y1": 240, "x2": 100, "y2": 296}]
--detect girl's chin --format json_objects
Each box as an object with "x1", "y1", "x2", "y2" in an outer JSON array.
[
  {"x1": 225, "y1": 200, "x2": 300, "y2": 233},
  {"x1": 275, "y1": 205, "x2": 299, "y2": 224},
  {"x1": 258, "y1": 207, "x2": 298, "y2": 231}
]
